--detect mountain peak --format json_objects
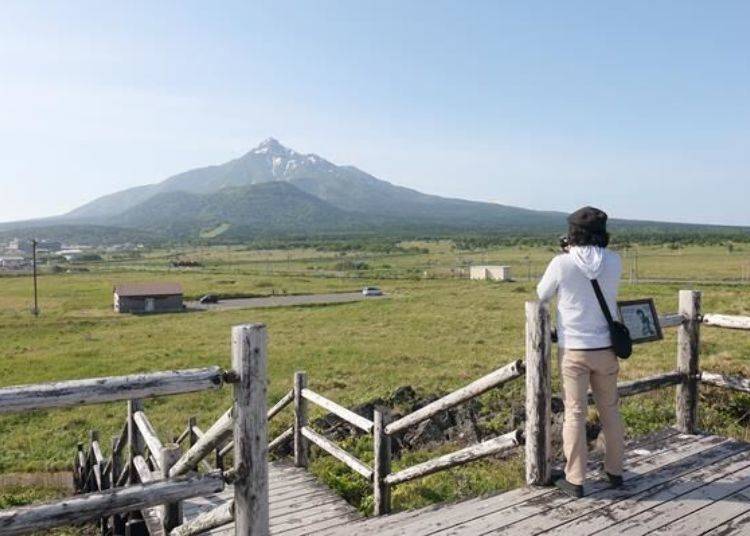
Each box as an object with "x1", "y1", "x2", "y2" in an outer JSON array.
[{"x1": 251, "y1": 137, "x2": 295, "y2": 156}]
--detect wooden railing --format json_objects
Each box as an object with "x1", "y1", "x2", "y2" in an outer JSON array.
[
  {"x1": 232, "y1": 358, "x2": 528, "y2": 516},
  {"x1": 525, "y1": 290, "x2": 750, "y2": 485},
  {"x1": 0, "y1": 323, "x2": 269, "y2": 536},
  {"x1": 3, "y1": 291, "x2": 749, "y2": 533}
]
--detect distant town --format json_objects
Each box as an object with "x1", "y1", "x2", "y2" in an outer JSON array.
[{"x1": 0, "y1": 238, "x2": 143, "y2": 272}]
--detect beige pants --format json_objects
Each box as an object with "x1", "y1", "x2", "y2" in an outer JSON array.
[{"x1": 558, "y1": 348, "x2": 624, "y2": 485}]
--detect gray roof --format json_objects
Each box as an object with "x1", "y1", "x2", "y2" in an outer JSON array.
[{"x1": 114, "y1": 282, "x2": 182, "y2": 297}]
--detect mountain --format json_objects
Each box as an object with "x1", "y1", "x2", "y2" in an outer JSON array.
[
  {"x1": 3, "y1": 138, "x2": 749, "y2": 243},
  {"x1": 61, "y1": 138, "x2": 566, "y2": 236},
  {"x1": 115, "y1": 181, "x2": 358, "y2": 238}
]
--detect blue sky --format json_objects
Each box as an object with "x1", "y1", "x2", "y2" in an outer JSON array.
[{"x1": 1, "y1": 1, "x2": 748, "y2": 225}]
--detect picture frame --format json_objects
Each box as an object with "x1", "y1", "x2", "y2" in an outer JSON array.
[{"x1": 617, "y1": 298, "x2": 663, "y2": 344}]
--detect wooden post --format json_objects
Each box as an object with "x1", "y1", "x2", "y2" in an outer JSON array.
[
  {"x1": 524, "y1": 300, "x2": 552, "y2": 486},
  {"x1": 188, "y1": 416, "x2": 197, "y2": 447},
  {"x1": 127, "y1": 400, "x2": 144, "y2": 484},
  {"x1": 74, "y1": 443, "x2": 84, "y2": 492},
  {"x1": 373, "y1": 406, "x2": 392, "y2": 516},
  {"x1": 88, "y1": 430, "x2": 99, "y2": 492},
  {"x1": 111, "y1": 435, "x2": 126, "y2": 536},
  {"x1": 293, "y1": 371, "x2": 308, "y2": 468},
  {"x1": 231, "y1": 324, "x2": 270, "y2": 536},
  {"x1": 676, "y1": 290, "x2": 701, "y2": 433},
  {"x1": 159, "y1": 444, "x2": 183, "y2": 532}
]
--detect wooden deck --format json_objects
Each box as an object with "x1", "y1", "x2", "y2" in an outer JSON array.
[
  {"x1": 181, "y1": 428, "x2": 750, "y2": 535},
  {"x1": 320, "y1": 427, "x2": 750, "y2": 535},
  {"x1": 181, "y1": 461, "x2": 361, "y2": 535}
]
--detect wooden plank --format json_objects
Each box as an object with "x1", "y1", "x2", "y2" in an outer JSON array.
[
  {"x1": 170, "y1": 408, "x2": 233, "y2": 477},
  {"x1": 268, "y1": 390, "x2": 294, "y2": 421},
  {"x1": 0, "y1": 471, "x2": 225, "y2": 536},
  {"x1": 430, "y1": 434, "x2": 730, "y2": 536},
  {"x1": 132, "y1": 454, "x2": 166, "y2": 536},
  {"x1": 702, "y1": 508, "x2": 750, "y2": 535},
  {"x1": 114, "y1": 421, "x2": 128, "y2": 456},
  {"x1": 172, "y1": 500, "x2": 234, "y2": 536},
  {"x1": 128, "y1": 399, "x2": 144, "y2": 485},
  {"x1": 703, "y1": 313, "x2": 750, "y2": 331},
  {"x1": 385, "y1": 359, "x2": 524, "y2": 435},
  {"x1": 176, "y1": 425, "x2": 192, "y2": 446},
  {"x1": 269, "y1": 427, "x2": 293, "y2": 451},
  {"x1": 231, "y1": 323, "x2": 270, "y2": 536},
  {"x1": 553, "y1": 373, "x2": 686, "y2": 408},
  {"x1": 179, "y1": 462, "x2": 361, "y2": 536},
  {"x1": 278, "y1": 511, "x2": 362, "y2": 536},
  {"x1": 617, "y1": 371, "x2": 683, "y2": 398},
  {"x1": 659, "y1": 313, "x2": 684, "y2": 328},
  {"x1": 702, "y1": 371, "x2": 750, "y2": 394},
  {"x1": 596, "y1": 453, "x2": 750, "y2": 535},
  {"x1": 301, "y1": 426, "x2": 373, "y2": 480},
  {"x1": 269, "y1": 488, "x2": 343, "y2": 509},
  {"x1": 91, "y1": 439, "x2": 105, "y2": 466},
  {"x1": 268, "y1": 501, "x2": 361, "y2": 535},
  {"x1": 134, "y1": 411, "x2": 164, "y2": 466},
  {"x1": 132, "y1": 455, "x2": 157, "y2": 483},
  {"x1": 385, "y1": 430, "x2": 521, "y2": 485},
  {"x1": 326, "y1": 427, "x2": 682, "y2": 536},
  {"x1": 676, "y1": 290, "x2": 701, "y2": 433},
  {"x1": 270, "y1": 495, "x2": 344, "y2": 520},
  {"x1": 110, "y1": 435, "x2": 125, "y2": 535},
  {"x1": 524, "y1": 300, "x2": 552, "y2": 485},
  {"x1": 302, "y1": 388, "x2": 374, "y2": 433},
  {"x1": 500, "y1": 437, "x2": 748, "y2": 535},
  {"x1": 0, "y1": 367, "x2": 223, "y2": 414},
  {"x1": 551, "y1": 441, "x2": 750, "y2": 535},
  {"x1": 185, "y1": 483, "x2": 319, "y2": 514},
  {"x1": 362, "y1": 432, "x2": 709, "y2": 536},
  {"x1": 160, "y1": 444, "x2": 183, "y2": 532}
]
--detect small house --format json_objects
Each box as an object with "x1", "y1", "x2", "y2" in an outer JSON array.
[
  {"x1": 469, "y1": 265, "x2": 512, "y2": 281},
  {"x1": 0, "y1": 256, "x2": 28, "y2": 270},
  {"x1": 113, "y1": 282, "x2": 183, "y2": 314}
]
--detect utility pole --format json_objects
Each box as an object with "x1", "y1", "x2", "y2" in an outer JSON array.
[{"x1": 32, "y1": 239, "x2": 39, "y2": 316}]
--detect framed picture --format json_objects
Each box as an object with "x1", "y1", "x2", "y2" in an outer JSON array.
[{"x1": 617, "y1": 299, "x2": 663, "y2": 344}]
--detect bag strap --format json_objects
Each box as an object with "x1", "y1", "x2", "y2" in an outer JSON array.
[{"x1": 590, "y1": 279, "x2": 615, "y2": 327}]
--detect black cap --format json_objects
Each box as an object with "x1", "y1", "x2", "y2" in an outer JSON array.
[{"x1": 567, "y1": 206, "x2": 608, "y2": 232}]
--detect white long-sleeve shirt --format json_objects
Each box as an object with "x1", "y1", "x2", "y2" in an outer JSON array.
[{"x1": 536, "y1": 246, "x2": 622, "y2": 350}]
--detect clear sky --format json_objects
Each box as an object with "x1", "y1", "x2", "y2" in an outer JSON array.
[{"x1": 1, "y1": 1, "x2": 748, "y2": 225}]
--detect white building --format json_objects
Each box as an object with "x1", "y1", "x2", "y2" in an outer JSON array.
[
  {"x1": 0, "y1": 256, "x2": 28, "y2": 269},
  {"x1": 469, "y1": 265, "x2": 512, "y2": 281}
]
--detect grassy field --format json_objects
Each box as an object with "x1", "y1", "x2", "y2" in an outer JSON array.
[{"x1": 1, "y1": 243, "x2": 749, "y2": 515}]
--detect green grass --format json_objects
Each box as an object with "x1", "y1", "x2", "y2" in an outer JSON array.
[{"x1": 1, "y1": 243, "x2": 749, "y2": 515}]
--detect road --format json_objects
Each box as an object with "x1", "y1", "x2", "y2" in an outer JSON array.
[{"x1": 187, "y1": 292, "x2": 386, "y2": 311}]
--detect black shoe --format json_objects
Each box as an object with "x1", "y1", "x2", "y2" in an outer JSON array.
[
  {"x1": 554, "y1": 477, "x2": 584, "y2": 498},
  {"x1": 606, "y1": 472, "x2": 623, "y2": 487}
]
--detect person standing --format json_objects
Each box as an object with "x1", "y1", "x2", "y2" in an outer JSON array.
[{"x1": 536, "y1": 206, "x2": 624, "y2": 498}]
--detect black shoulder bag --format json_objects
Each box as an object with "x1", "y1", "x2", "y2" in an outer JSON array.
[{"x1": 590, "y1": 279, "x2": 632, "y2": 359}]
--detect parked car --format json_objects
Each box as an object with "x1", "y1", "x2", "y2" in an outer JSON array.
[
  {"x1": 199, "y1": 294, "x2": 219, "y2": 304},
  {"x1": 362, "y1": 286, "x2": 383, "y2": 296}
]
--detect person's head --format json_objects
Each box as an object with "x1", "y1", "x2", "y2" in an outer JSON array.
[{"x1": 567, "y1": 206, "x2": 610, "y2": 248}]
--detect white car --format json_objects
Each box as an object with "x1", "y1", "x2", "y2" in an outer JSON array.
[{"x1": 362, "y1": 286, "x2": 383, "y2": 296}]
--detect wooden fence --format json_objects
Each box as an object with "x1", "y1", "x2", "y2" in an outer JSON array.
[
  {"x1": 1, "y1": 290, "x2": 749, "y2": 534},
  {"x1": 0, "y1": 323, "x2": 269, "y2": 536},
  {"x1": 230, "y1": 289, "x2": 750, "y2": 517}
]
